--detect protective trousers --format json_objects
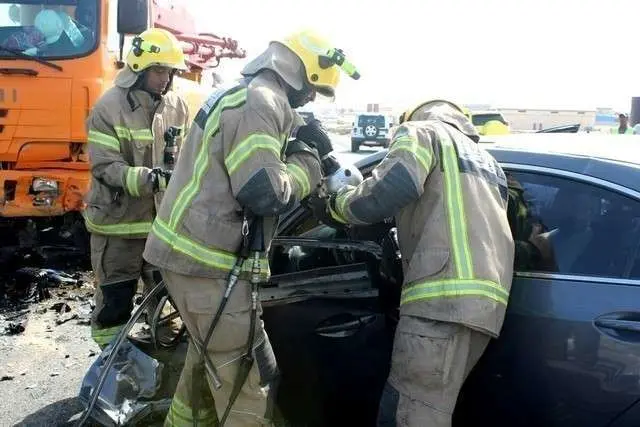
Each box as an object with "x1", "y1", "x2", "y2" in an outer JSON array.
[
  {"x1": 377, "y1": 316, "x2": 490, "y2": 427},
  {"x1": 90, "y1": 234, "x2": 158, "y2": 348},
  {"x1": 161, "y1": 269, "x2": 279, "y2": 427}
]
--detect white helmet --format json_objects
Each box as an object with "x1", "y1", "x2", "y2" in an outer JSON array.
[{"x1": 34, "y1": 9, "x2": 64, "y2": 44}]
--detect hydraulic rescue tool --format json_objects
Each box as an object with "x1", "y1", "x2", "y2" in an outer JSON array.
[
  {"x1": 293, "y1": 119, "x2": 363, "y2": 227},
  {"x1": 151, "y1": 125, "x2": 182, "y2": 191},
  {"x1": 163, "y1": 125, "x2": 181, "y2": 172}
]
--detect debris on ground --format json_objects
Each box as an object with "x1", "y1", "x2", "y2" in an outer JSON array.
[
  {"x1": 1, "y1": 375, "x2": 14, "y2": 381},
  {"x1": 56, "y1": 314, "x2": 79, "y2": 325},
  {"x1": 5, "y1": 322, "x2": 25, "y2": 335},
  {"x1": 4, "y1": 310, "x2": 30, "y2": 321},
  {"x1": 51, "y1": 302, "x2": 71, "y2": 313}
]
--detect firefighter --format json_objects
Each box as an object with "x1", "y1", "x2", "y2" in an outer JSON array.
[
  {"x1": 83, "y1": 28, "x2": 189, "y2": 349},
  {"x1": 142, "y1": 30, "x2": 360, "y2": 426},
  {"x1": 611, "y1": 113, "x2": 633, "y2": 134},
  {"x1": 313, "y1": 99, "x2": 515, "y2": 427}
]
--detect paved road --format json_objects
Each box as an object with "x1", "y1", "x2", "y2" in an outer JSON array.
[{"x1": 329, "y1": 132, "x2": 385, "y2": 166}]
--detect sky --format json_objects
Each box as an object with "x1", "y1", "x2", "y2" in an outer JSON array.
[{"x1": 193, "y1": 0, "x2": 640, "y2": 113}]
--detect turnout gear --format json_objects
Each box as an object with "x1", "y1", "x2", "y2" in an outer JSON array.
[
  {"x1": 89, "y1": 235, "x2": 158, "y2": 348},
  {"x1": 83, "y1": 81, "x2": 189, "y2": 236},
  {"x1": 144, "y1": 30, "x2": 353, "y2": 423},
  {"x1": 85, "y1": 46, "x2": 189, "y2": 348},
  {"x1": 323, "y1": 100, "x2": 514, "y2": 426},
  {"x1": 143, "y1": 72, "x2": 322, "y2": 280}
]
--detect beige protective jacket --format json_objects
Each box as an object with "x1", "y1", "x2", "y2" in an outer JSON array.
[
  {"x1": 83, "y1": 85, "x2": 189, "y2": 239},
  {"x1": 331, "y1": 115, "x2": 515, "y2": 337},
  {"x1": 143, "y1": 71, "x2": 322, "y2": 279}
]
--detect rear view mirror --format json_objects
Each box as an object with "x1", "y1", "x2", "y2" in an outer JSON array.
[{"x1": 117, "y1": 0, "x2": 148, "y2": 35}]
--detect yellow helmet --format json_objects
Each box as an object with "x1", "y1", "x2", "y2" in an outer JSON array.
[
  {"x1": 279, "y1": 30, "x2": 360, "y2": 98},
  {"x1": 399, "y1": 99, "x2": 480, "y2": 142},
  {"x1": 126, "y1": 28, "x2": 188, "y2": 73},
  {"x1": 399, "y1": 99, "x2": 465, "y2": 124}
]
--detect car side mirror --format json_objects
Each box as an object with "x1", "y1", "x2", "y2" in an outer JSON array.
[{"x1": 117, "y1": 0, "x2": 149, "y2": 35}]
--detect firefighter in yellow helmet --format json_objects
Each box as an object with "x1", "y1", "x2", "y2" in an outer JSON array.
[
  {"x1": 311, "y1": 99, "x2": 514, "y2": 427},
  {"x1": 143, "y1": 29, "x2": 360, "y2": 426},
  {"x1": 84, "y1": 28, "x2": 190, "y2": 349}
]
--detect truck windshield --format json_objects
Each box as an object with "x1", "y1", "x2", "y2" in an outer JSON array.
[{"x1": 0, "y1": 0, "x2": 97, "y2": 59}]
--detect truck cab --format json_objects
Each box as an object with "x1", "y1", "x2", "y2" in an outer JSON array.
[
  {"x1": 0, "y1": 0, "x2": 107, "y2": 221},
  {"x1": 0, "y1": 0, "x2": 243, "y2": 250}
]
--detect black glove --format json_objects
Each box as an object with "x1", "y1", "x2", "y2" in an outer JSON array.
[
  {"x1": 150, "y1": 168, "x2": 171, "y2": 193},
  {"x1": 295, "y1": 119, "x2": 333, "y2": 158},
  {"x1": 285, "y1": 139, "x2": 320, "y2": 160},
  {"x1": 301, "y1": 191, "x2": 347, "y2": 229}
]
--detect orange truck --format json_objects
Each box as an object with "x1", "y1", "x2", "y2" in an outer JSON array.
[{"x1": 0, "y1": 0, "x2": 244, "y2": 250}]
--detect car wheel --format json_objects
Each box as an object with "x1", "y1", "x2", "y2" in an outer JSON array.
[
  {"x1": 364, "y1": 124, "x2": 378, "y2": 140},
  {"x1": 351, "y1": 140, "x2": 360, "y2": 152}
]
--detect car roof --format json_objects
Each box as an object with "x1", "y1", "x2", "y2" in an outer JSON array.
[
  {"x1": 485, "y1": 133, "x2": 640, "y2": 193},
  {"x1": 354, "y1": 133, "x2": 640, "y2": 194}
]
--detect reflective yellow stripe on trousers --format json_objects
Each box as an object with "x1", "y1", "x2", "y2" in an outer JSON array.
[
  {"x1": 91, "y1": 325, "x2": 123, "y2": 348},
  {"x1": 165, "y1": 396, "x2": 217, "y2": 427}
]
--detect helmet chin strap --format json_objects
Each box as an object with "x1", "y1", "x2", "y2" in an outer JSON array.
[{"x1": 286, "y1": 81, "x2": 315, "y2": 108}]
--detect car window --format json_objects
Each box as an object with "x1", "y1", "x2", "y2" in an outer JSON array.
[
  {"x1": 358, "y1": 115, "x2": 386, "y2": 128},
  {"x1": 507, "y1": 170, "x2": 640, "y2": 279}
]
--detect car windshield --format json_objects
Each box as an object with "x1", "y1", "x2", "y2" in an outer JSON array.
[
  {"x1": 0, "y1": 0, "x2": 97, "y2": 59},
  {"x1": 472, "y1": 113, "x2": 507, "y2": 126},
  {"x1": 358, "y1": 115, "x2": 386, "y2": 128}
]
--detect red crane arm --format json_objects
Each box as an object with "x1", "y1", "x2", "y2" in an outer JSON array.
[{"x1": 150, "y1": 0, "x2": 246, "y2": 70}]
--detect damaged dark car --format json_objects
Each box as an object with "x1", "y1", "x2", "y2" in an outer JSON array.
[{"x1": 79, "y1": 134, "x2": 640, "y2": 427}]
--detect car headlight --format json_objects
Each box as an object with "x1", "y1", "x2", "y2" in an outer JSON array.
[{"x1": 32, "y1": 178, "x2": 58, "y2": 192}]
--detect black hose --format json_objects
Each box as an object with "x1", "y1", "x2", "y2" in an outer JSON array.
[{"x1": 75, "y1": 280, "x2": 167, "y2": 427}]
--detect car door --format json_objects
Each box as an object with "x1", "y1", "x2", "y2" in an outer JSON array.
[
  {"x1": 262, "y1": 217, "x2": 394, "y2": 427},
  {"x1": 455, "y1": 165, "x2": 640, "y2": 427}
]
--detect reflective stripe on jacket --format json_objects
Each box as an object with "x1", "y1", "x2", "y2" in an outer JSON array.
[
  {"x1": 143, "y1": 71, "x2": 322, "y2": 279},
  {"x1": 331, "y1": 119, "x2": 515, "y2": 337},
  {"x1": 83, "y1": 86, "x2": 189, "y2": 238}
]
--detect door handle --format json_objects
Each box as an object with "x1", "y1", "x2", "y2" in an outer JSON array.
[
  {"x1": 314, "y1": 313, "x2": 377, "y2": 338},
  {"x1": 594, "y1": 319, "x2": 640, "y2": 333}
]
